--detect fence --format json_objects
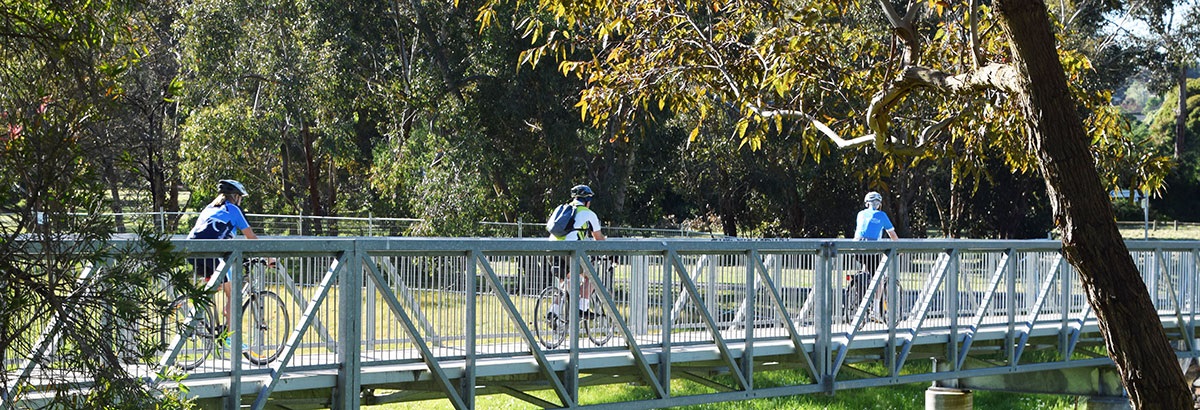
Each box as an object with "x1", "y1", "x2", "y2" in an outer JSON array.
[{"x1": 29, "y1": 212, "x2": 718, "y2": 238}]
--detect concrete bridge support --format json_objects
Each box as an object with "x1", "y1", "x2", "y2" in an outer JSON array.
[{"x1": 925, "y1": 387, "x2": 972, "y2": 410}]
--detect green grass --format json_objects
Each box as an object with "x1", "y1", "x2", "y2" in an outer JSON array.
[
  {"x1": 1118, "y1": 222, "x2": 1200, "y2": 240},
  {"x1": 363, "y1": 371, "x2": 1082, "y2": 409}
]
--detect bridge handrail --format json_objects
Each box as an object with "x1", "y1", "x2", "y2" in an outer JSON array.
[{"x1": 5, "y1": 237, "x2": 1199, "y2": 409}]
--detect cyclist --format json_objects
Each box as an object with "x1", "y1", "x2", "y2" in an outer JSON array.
[
  {"x1": 852, "y1": 191, "x2": 899, "y2": 320},
  {"x1": 548, "y1": 184, "x2": 607, "y2": 315},
  {"x1": 187, "y1": 179, "x2": 271, "y2": 331},
  {"x1": 854, "y1": 191, "x2": 899, "y2": 243}
]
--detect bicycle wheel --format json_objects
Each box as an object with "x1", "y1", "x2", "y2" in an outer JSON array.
[
  {"x1": 843, "y1": 286, "x2": 864, "y2": 324},
  {"x1": 241, "y1": 291, "x2": 289, "y2": 365},
  {"x1": 166, "y1": 296, "x2": 215, "y2": 370},
  {"x1": 584, "y1": 293, "x2": 614, "y2": 346},
  {"x1": 880, "y1": 282, "x2": 905, "y2": 322},
  {"x1": 533, "y1": 286, "x2": 567, "y2": 349}
]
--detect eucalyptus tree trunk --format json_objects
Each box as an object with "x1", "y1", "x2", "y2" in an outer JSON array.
[
  {"x1": 1177, "y1": 63, "x2": 1188, "y2": 158},
  {"x1": 996, "y1": 0, "x2": 1192, "y2": 407}
]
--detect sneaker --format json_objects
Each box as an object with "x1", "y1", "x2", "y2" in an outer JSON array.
[
  {"x1": 223, "y1": 337, "x2": 249, "y2": 351},
  {"x1": 579, "y1": 309, "x2": 597, "y2": 320}
]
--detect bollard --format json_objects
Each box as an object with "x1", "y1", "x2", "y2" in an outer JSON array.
[{"x1": 925, "y1": 387, "x2": 972, "y2": 410}]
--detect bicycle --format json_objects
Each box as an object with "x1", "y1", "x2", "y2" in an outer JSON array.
[
  {"x1": 532, "y1": 257, "x2": 615, "y2": 349},
  {"x1": 165, "y1": 257, "x2": 290, "y2": 370},
  {"x1": 843, "y1": 261, "x2": 903, "y2": 325}
]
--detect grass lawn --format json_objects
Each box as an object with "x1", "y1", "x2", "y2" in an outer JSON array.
[{"x1": 363, "y1": 376, "x2": 1082, "y2": 409}]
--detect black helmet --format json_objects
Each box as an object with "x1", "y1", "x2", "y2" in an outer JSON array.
[
  {"x1": 218, "y1": 179, "x2": 248, "y2": 196},
  {"x1": 570, "y1": 184, "x2": 594, "y2": 199}
]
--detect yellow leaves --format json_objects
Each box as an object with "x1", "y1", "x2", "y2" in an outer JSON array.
[
  {"x1": 475, "y1": 7, "x2": 495, "y2": 33},
  {"x1": 928, "y1": 0, "x2": 951, "y2": 16},
  {"x1": 559, "y1": 60, "x2": 584, "y2": 78}
]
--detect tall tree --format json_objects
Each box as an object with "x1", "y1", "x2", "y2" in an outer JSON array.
[
  {"x1": 1, "y1": 0, "x2": 202, "y2": 407},
  {"x1": 478, "y1": 0, "x2": 1189, "y2": 406},
  {"x1": 997, "y1": 0, "x2": 1190, "y2": 404},
  {"x1": 1121, "y1": 0, "x2": 1200, "y2": 158}
]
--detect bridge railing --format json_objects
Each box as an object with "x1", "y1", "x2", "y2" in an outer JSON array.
[{"x1": 5, "y1": 238, "x2": 1199, "y2": 409}]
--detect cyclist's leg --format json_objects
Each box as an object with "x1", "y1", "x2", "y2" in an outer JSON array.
[
  {"x1": 579, "y1": 270, "x2": 593, "y2": 313},
  {"x1": 868, "y1": 254, "x2": 886, "y2": 320},
  {"x1": 191, "y1": 257, "x2": 231, "y2": 328},
  {"x1": 854, "y1": 253, "x2": 884, "y2": 320}
]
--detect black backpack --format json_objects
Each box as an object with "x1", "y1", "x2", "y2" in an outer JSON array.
[{"x1": 545, "y1": 203, "x2": 578, "y2": 238}]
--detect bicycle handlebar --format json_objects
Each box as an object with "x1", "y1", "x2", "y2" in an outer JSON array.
[{"x1": 242, "y1": 257, "x2": 274, "y2": 267}]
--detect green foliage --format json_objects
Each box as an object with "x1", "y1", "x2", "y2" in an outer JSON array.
[
  {"x1": 473, "y1": 0, "x2": 1166, "y2": 238},
  {"x1": 1144, "y1": 78, "x2": 1200, "y2": 220},
  {"x1": 1, "y1": 1, "x2": 204, "y2": 406},
  {"x1": 177, "y1": 0, "x2": 361, "y2": 218}
]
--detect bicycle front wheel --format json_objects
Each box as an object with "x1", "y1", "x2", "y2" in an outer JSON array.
[
  {"x1": 241, "y1": 291, "x2": 289, "y2": 365},
  {"x1": 533, "y1": 286, "x2": 567, "y2": 349},
  {"x1": 166, "y1": 296, "x2": 215, "y2": 371}
]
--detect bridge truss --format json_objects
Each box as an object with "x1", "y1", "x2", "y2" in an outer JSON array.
[{"x1": 4, "y1": 238, "x2": 1199, "y2": 409}]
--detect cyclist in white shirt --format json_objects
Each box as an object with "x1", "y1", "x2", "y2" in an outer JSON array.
[{"x1": 548, "y1": 185, "x2": 606, "y2": 313}]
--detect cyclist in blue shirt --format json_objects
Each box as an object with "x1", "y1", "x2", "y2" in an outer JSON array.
[
  {"x1": 853, "y1": 191, "x2": 899, "y2": 320},
  {"x1": 854, "y1": 191, "x2": 899, "y2": 242},
  {"x1": 187, "y1": 179, "x2": 268, "y2": 328}
]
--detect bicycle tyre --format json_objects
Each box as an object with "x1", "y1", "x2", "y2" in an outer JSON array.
[
  {"x1": 584, "y1": 293, "x2": 614, "y2": 346},
  {"x1": 880, "y1": 282, "x2": 905, "y2": 321},
  {"x1": 241, "y1": 291, "x2": 289, "y2": 365},
  {"x1": 843, "y1": 284, "x2": 865, "y2": 324},
  {"x1": 533, "y1": 286, "x2": 567, "y2": 349},
  {"x1": 167, "y1": 295, "x2": 215, "y2": 371}
]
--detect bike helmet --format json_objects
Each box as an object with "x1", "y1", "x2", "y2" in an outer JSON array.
[
  {"x1": 218, "y1": 179, "x2": 248, "y2": 196},
  {"x1": 864, "y1": 191, "x2": 883, "y2": 204},
  {"x1": 570, "y1": 184, "x2": 594, "y2": 199}
]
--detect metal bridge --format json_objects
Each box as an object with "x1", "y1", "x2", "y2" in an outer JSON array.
[{"x1": 6, "y1": 237, "x2": 1200, "y2": 409}]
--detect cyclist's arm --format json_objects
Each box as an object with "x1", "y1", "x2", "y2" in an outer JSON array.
[
  {"x1": 591, "y1": 230, "x2": 606, "y2": 240},
  {"x1": 239, "y1": 227, "x2": 278, "y2": 266},
  {"x1": 885, "y1": 229, "x2": 898, "y2": 240}
]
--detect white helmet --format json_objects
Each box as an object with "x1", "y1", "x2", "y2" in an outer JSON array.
[
  {"x1": 218, "y1": 179, "x2": 248, "y2": 196},
  {"x1": 864, "y1": 191, "x2": 883, "y2": 204}
]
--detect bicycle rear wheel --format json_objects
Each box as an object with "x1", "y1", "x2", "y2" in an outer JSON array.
[
  {"x1": 533, "y1": 286, "x2": 567, "y2": 349},
  {"x1": 583, "y1": 293, "x2": 614, "y2": 346},
  {"x1": 241, "y1": 291, "x2": 289, "y2": 365},
  {"x1": 880, "y1": 282, "x2": 905, "y2": 321},
  {"x1": 166, "y1": 296, "x2": 215, "y2": 370}
]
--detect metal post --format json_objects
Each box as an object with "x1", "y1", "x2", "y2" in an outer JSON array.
[
  {"x1": 335, "y1": 245, "x2": 363, "y2": 409},
  {"x1": 1143, "y1": 196, "x2": 1149, "y2": 239},
  {"x1": 630, "y1": 255, "x2": 648, "y2": 333},
  {"x1": 660, "y1": 247, "x2": 675, "y2": 394},
  {"x1": 464, "y1": 250, "x2": 477, "y2": 406},
  {"x1": 227, "y1": 255, "x2": 244, "y2": 410},
  {"x1": 816, "y1": 242, "x2": 833, "y2": 392}
]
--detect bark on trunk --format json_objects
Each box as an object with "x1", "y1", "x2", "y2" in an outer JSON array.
[
  {"x1": 1176, "y1": 63, "x2": 1187, "y2": 158},
  {"x1": 995, "y1": 0, "x2": 1192, "y2": 408},
  {"x1": 301, "y1": 122, "x2": 323, "y2": 235}
]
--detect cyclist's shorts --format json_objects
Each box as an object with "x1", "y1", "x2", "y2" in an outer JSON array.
[{"x1": 189, "y1": 257, "x2": 230, "y2": 284}]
